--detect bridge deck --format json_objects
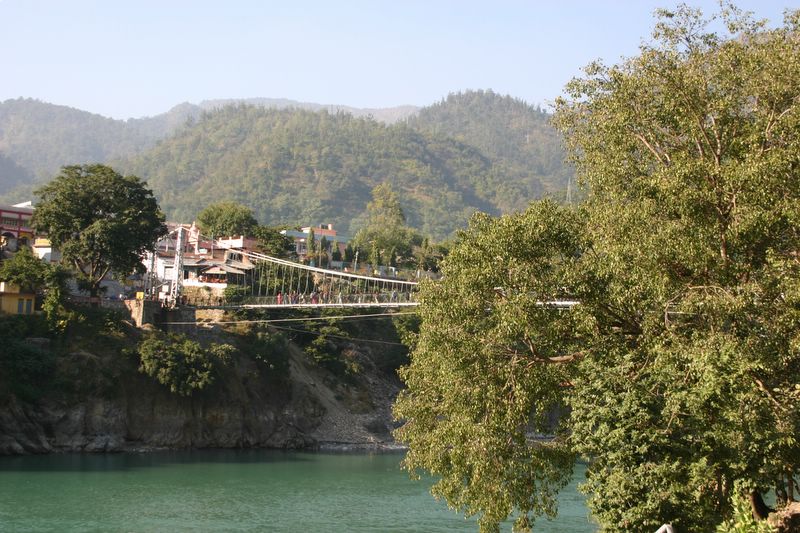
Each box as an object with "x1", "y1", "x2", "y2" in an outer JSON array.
[{"x1": 190, "y1": 302, "x2": 419, "y2": 310}]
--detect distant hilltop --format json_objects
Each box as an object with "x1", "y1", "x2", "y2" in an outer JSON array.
[{"x1": 196, "y1": 98, "x2": 419, "y2": 124}]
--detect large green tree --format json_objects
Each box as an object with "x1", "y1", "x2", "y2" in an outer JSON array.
[
  {"x1": 34, "y1": 164, "x2": 166, "y2": 297},
  {"x1": 395, "y1": 6, "x2": 800, "y2": 531},
  {"x1": 252, "y1": 225, "x2": 295, "y2": 258},
  {"x1": 352, "y1": 183, "x2": 423, "y2": 267},
  {"x1": 395, "y1": 202, "x2": 585, "y2": 532},
  {"x1": 196, "y1": 201, "x2": 258, "y2": 238}
]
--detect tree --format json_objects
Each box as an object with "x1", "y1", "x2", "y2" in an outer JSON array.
[
  {"x1": 196, "y1": 201, "x2": 257, "y2": 238},
  {"x1": 136, "y1": 331, "x2": 234, "y2": 397},
  {"x1": 395, "y1": 202, "x2": 584, "y2": 532},
  {"x1": 0, "y1": 246, "x2": 54, "y2": 294},
  {"x1": 319, "y1": 236, "x2": 329, "y2": 267},
  {"x1": 253, "y1": 225, "x2": 294, "y2": 258},
  {"x1": 306, "y1": 227, "x2": 316, "y2": 263},
  {"x1": 0, "y1": 246, "x2": 68, "y2": 326},
  {"x1": 352, "y1": 183, "x2": 423, "y2": 267},
  {"x1": 395, "y1": 6, "x2": 800, "y2": 532},
  {"x1": 365, "y1": 182, "x2": 406, "y2": 226},
  {"x1": 34, "y1": 164, "x2": 166, "y2": 298}
]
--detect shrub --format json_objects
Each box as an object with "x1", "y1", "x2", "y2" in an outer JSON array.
[
  {"x1": 136, "y1": 332, "x2": 233, "y2": 396},
  {"x1": 0, "y1": 340, "x2": 56, "y2": 402}
]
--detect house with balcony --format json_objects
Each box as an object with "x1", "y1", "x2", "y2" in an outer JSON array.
[{"x1": 0, "y1": 202, "x2": 35, "y2": 252}]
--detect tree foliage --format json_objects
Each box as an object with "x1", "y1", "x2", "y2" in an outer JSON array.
[
  {"x1": 352, "y1": 183, "x2": 423, "y2": 268},
  {"x1": 396, "y1": 6, "x2": 800, "y2": 531},
  {"x1": 33, "y1": 164, "x2": 166, "y2": 297},
  {"x1": 0, "y1": 246, "x2": 69, "y2": 326},
  {"x1": 196, "y1": 201, "x2": 258, "y2": 237},
  {"x1": 0, "y1": 340, "x2": 56, "y2": 402},
  {"x1": 253, "y1": 224, "x2": 295, "y2": 258},
  {"x1": 136, "y1": 331, "x2": 234, "y2": 396},
  {"x1": 395, "y1": 202, "x2": 584, "y2": 532}
]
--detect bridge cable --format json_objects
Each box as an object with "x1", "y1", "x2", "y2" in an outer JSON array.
[{"x1": 160, "y1": 311, "x2": 418, "y2": 326}]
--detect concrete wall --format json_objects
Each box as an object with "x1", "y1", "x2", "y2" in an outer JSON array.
[{"x1": 123, "y1": 299, "x2": 160, "y2": 328}]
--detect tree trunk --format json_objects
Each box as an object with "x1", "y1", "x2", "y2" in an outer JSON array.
[
  {"x1": 90, "y1": 285, "x2": 100, "y2": 307},
  {"x1": 777, "y1": 479, "x2": 788, "y2": 507},
  {"x1": 750, "y1": 490, "x2": 774, "y2": 521}
]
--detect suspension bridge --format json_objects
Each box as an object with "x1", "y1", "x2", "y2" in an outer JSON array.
[
  {"x1": 147, "y1": 227, "x2": 421, "y2": 310},
  {"x1": 144, "y1": 227, "x2": 579, "y2": 313}
]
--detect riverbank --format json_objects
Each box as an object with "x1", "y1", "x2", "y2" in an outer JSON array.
[{"x1": 0, "y1": 310, "x2": 408, "y2": 455}]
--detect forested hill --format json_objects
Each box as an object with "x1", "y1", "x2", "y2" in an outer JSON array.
[
  {"x1": 0, "y1": 153, "x2": 34, "y2": 193},
  {"x1": 0, "y1": 98, "x2": 419, "y2": 194},
  {"x1": 407, "y1": 90, "x2": 572, "y2": 209},
  {"x1": 198, "y1": 98, "x2": 419, "y2": 124},
  {"x1": 0, "y1": 91, "x2": 574, "y2": 239},
  {"x1": 118, "y1": 106, "x2": 499, "y2": 240},
  {"x1": 0, "y1": 98, "x2": 190, "y2": 183}
]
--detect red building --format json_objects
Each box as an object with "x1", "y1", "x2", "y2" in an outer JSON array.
[{"x1": 0, "y1": 202, "x2": 35, "y2": 249}]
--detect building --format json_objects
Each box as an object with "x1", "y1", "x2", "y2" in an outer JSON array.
[
  {"x1": 0, "y1": 281, "x2": 35, "y2": 315},
  {"x1": 281, "y1": 223, "x2": 349, "y2": 259},
  {"x1": 0, "y1": 202, "x2": 35, "y2": 252},
  {"x1": 144, "y1": 224, "x2": 258, "y2": 303},
  {"x1": 32, "y1": 237, "x2": 62, "y2": 263}
]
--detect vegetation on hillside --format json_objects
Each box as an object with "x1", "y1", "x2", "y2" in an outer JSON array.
[
  {"x1": 395, "y1": 5, "x2": 800, "y2": 531},
  {"x1": 0, "y1": 98, "x2": 182, "y2": 182},
  {"x1": 118, "y1": 94, "x2": 571, "y2": 240},
  {"x1": 408, "y1": 89, "x2": 574, "y2": 209},
  {"x1": 0, "y1": 152, "x2": 35, "y2": 193},
  {"x1": 119, "y1": 105, "x2": 501, "y2": 239},
  {"x1": 0, "y1": 92, "x2": 573, "y2": 242},
  {"x1": 136, "y1": 331, "x2": 235, "y2": 397}
]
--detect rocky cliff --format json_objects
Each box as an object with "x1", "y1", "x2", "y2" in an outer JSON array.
[{"x1": 0, "y1": 317, "x2": 405, "y2": 455}]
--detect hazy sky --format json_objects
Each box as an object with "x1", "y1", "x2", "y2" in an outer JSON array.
[{"x1": 0, "y1": 0, "x2": 792, "y2": 119}]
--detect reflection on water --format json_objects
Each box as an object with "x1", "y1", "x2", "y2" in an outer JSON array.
[{"x1": 0, "y1": 450, "x2": 596, "y2": 532}]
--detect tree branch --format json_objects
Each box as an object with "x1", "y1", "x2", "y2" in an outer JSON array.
[
  {"x1": 634, "y1": 133, "x2": 670, "y2": 166},
  {"x1": 751, "y1": 373, "x2": 788, "y2": 413}
]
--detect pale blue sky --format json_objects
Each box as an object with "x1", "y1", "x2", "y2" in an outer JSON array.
[{"x1": 0, "y1": 0, "x2": 792, "y2": 119}]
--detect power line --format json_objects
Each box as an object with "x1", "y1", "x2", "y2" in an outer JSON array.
[
  {"x1": 160, "y1": 311, "x2": 418, "y2": 326},
  {"x1": 267, "y1": 324, "x2": 408, "y2": 346}
]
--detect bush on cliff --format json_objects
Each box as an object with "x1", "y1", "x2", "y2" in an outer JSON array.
[
  {"x1": 0, "y1": 340, "x2": 56, "y2": 402},
  {"x1": 136, "y1": 332, "x2": 234, "y2": 396}
]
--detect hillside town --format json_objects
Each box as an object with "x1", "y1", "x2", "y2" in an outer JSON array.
[{"x1": 0, "y1": 199, "x2": 429, "y2": 315}]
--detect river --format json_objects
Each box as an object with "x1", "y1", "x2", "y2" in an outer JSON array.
[{"x1": 0, "y1": 451, "x2": 595, "y2": 532}]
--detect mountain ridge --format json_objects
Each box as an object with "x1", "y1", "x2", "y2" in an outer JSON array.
[{"x1": 0, "y1": 91, "x2": 573, "y2": 239}]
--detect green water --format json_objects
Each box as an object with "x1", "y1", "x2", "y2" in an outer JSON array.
[{"x1": 0, "y1": 451, "x2": 595, "y2": 532}]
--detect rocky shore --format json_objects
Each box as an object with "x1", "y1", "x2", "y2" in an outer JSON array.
[{"x1": 0, "y1": 337, "x2": 404, "y2": 455}]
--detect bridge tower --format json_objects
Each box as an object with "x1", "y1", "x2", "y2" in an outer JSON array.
[{"x1": 168, "y1": 226, "x2": 185, "y2": 306}]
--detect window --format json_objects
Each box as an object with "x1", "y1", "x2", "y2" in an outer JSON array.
[
  {"x1": 17, "y1": 299, "x2": 24, "y2": 314},
  {"x1": 25, "y1": 299, "x2": 32, "y2": 315}
]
